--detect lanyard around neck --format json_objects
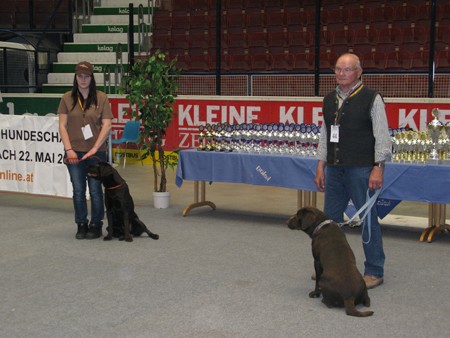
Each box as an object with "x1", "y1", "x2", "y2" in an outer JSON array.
[{"x1": 334, "y1": 84, "x2": 364, "y2": 125}]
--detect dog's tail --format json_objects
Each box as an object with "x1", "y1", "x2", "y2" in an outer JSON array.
[{"x1": 344, "y1": 298, "x2": 374, "y2": 317}]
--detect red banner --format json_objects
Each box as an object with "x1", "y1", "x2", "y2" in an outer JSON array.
[{"x1": 109, "y1": 97, "x2": 450, "y2": 151}]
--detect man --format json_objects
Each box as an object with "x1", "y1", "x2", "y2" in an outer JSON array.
[{"x1": 314, "y1": 53, "x2": 392, "y2": 289}]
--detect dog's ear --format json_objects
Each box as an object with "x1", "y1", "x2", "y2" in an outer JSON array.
[{"x1": 297, "y1": 208, "x2": 318, "y2": 231}]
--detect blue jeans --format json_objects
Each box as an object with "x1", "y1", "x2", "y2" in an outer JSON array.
[
  {"x1": 66, "y1": 151, "x2": 106, "y2": 224},
  {"x1": 323, "y1": 165, "x2": 385, "y2": 278}
]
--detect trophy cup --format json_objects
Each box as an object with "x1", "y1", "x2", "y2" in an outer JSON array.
[
  {"x1": 444, "y1": 121, "x2": 450, "y2": 164},
  {"x1": 426, "y1": 108, "x2": 443, "y2": 163},
  {"x1": 197, "y1": 125, "x2": 205, "y2": 151}
]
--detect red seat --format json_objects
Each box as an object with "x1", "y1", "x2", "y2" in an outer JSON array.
[
  {"x1": 320, "y1": 51, "x2": 338, "y2": 70},
  {"x1": 333, "y1": 29, "x2": 355, "y2": 45},
  {"x1": 170, "y1": 34, "x2": 190, "y2": 50},
  {"x1": 354, "y1": 27, "x2": 379, "y2": 45},
  {"x1": 190, "y1": 0, "x2": 209, "y2": 12},
  {"x1": 401, "y1": 26, "x2": 429, "y2": 44},
  {"x1": 349, "y1": 7, "x2": 371, "y2": 24},
  {"x1": 320, "y1": 29, "x2": 334, "y2": 47},
  {"x1": 322, "y1": 8, "x2": 350, "y2": 26},
  {"x1": 374, "y1": 42, "x2": 397, "y2": 54},
  {"x1": 190, "y1": 54, "x2": 211, "y2": 72},
  {"x1": 225, "y1": 12, "x2": 245, "y2": 32},
  {"x1": 153, "y1": 16, "x2": 171, "y2": 31},
  {"x1": 190, "y1": 13, "x2": 210, "y2": 31},
  {"x1": 293, "y1": 52, "x2": 315, "y2": 71},
  {"x1": 286, "y1": 11, "x2": 309, "y2": 29},
  {"x1": 173, "y1": 54, "x2": 191, "y2": 71},
  {"x1": 436, "y1": 26, "x2": 449, "y2": 44},
  {"x1": 246, "y1": 11, "x2": 265, "y2": 32},
  {"x1": 401, "y1": 42, "x2": 423, "y2": 54},
  {"x1": 370, "y1": 6, "x2": 395, "y2": 27},
  {"x1": 228, "y1": 53, "x2": 251, "y2": 72},
  {"x1": 268, "y1": 31, "x2": 288, "y2": 53},
  {"x1": 247, "y1": 31, "x2": 268, "y2": 53},
  {"x1": 415, "y1": 3, "x2": 431, "y2": 20},
  {"x1": 245, "y1": 0, "x2": 263, "y2": 10},
  {"x1": 152, "y1": 31, "x2": 171, "y2": 51},
  {"x1": 172, "y1": 1, "x2": 190, "y2": 12},
  {"x1": 171, "y1": 15, "x2": 190, "y2": 34},
  {"x1": 288, "y1": 31, "x2": 313, "y2": 51},
  {"x1": 189, "y1": 33, "x2": 211, "y2": 50},
  {"x1": 378, "y1": 26, "x2": 402, "y2": 44},
  {"x1": 436, "y1": 50, "x2": 450, "y2": 70},
  {"x1": 225, "y1": 32, "x2": 247, "y2": 49},
  {"x1": 394, "y1": 4, "x2": 418, "y2": 22},
  {"x1": 411, "y1": 50, "x2": 429, "y2": 70},
  {"x1": 265, "y1": 9, "x2": 286, "y2": 28},
  {"x1": 386, "y1": 51, "x2": 412, "y2": 70},
  {"x1": 362, "y1": 51, "x2": 387, "y2": 71},
  {"x1": 250, "y1": 53, "x2": 271, "y2": 71},
  {"x1": 224, "y1": 0, "x2": 243, "y2": 11},
  {"x1": 270, "y1": 53, "x2": 294, "y2": 71}
]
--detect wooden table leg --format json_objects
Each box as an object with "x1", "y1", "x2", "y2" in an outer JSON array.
[
  {"x1": 297, "y1": 190, "x2": 317, "y2": 209},
  {"x1": 182, "y1": 181, "x2": 216, "y2": 216},
  {"x1": 420, "y1": 203, "x2": 435, "y2": 242},
  {"x1": 426, "y1": 203, "x2": 450, "y2": 243}
]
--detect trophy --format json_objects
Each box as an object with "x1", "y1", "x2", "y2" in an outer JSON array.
[
  {"x1": 445, "y1": 121, "x2": 450, "y2": 163},
  {"x1": 426, "y1": 108, "x2": 443, "y2": 163},
  {"x1": 197, "y1": 125, "x2": 205, "y2": 151}
]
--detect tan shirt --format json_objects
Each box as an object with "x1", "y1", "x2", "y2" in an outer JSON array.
[{"x1": 58, "y1": 90, "x2": 113, "y2": 152}]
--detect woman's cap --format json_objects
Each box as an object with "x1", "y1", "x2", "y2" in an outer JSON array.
[{"x1": 75, "y1": 61, "x2": 93, "y2": 76}]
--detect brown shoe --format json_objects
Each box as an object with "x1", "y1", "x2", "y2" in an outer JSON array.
[{"x1": 364, "y1": 275, "x2": 384, "y2": 289}]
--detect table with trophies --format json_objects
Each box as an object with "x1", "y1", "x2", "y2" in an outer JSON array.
[{"x1": 176, "y1": 111, "x2": 450, "y2": 242}]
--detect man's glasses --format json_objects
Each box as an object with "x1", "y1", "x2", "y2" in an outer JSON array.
[{"x1": 334, "y1": 67, "x2": 357, "y2": 74}]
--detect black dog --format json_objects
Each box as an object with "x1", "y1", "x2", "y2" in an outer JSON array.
[
  {"x1": 87, "y1": 162, "x2": 159, "y2": 242},
  {"x1": 287, "y1": 206, "x2": 373, "y2": 317}
]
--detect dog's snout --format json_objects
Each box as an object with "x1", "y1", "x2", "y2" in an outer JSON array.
[{"x1": 287, "y1": 215, "x2": 299, "y2": 230}]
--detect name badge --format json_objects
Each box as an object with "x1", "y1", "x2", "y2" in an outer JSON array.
[
  {"x1": 330, "y1": 125, "x2": 339, "y2": 143},
  {"x1": 82, "y1": 124, "x2": 93, "y2": 140}
]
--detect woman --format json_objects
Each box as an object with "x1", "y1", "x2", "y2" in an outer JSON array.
[{"x1": 58, "y1": 61, "x2": 113, "y2": 239}]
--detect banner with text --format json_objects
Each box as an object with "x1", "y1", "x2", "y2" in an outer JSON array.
[{"x1": 0, "y1": 115, "x2": 71, "y2": 197}]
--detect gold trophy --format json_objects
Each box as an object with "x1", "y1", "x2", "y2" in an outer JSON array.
[
  {"x1": 426, "y1": 108, "x2": 443, "y2": 163},
  {"x1": 197, "y1": 125, "x2": 205, "y2": 151}
]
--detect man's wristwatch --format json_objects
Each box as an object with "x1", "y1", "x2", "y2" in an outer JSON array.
[{"x1": 374, "y1": 162, "x2": 385, "y2": 168}]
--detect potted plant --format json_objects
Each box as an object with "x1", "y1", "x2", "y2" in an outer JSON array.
[{"x1": 122, "y1": 51, "x2": 181, "y2": 207}]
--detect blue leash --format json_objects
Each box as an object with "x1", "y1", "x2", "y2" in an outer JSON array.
[{"x1": 341, "y1": 189, "x2": 381, "y2": 244}]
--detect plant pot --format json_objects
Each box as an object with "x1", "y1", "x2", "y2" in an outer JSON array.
[{"x1": 153, "y1": 191, "x2": 170, "y2": 209}]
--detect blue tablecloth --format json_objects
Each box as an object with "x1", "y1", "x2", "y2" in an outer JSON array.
[{"x1": 176, "y1": 149, "x2": 450, "y2": 205}]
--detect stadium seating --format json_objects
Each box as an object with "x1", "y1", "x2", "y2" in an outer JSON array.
[{"x1": 147, "y1": 0, "x2": 447, "y2": 74}]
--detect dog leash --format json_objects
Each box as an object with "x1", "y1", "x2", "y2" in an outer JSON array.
[
  {"x1": 64, "y1": 154, "x2": 103, "y2": 165},
  {"x1": 340, "y1": 189, "x2": 381, "y2": 244}
]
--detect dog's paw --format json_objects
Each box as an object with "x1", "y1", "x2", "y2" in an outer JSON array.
[
  {"x1": 103, "y1": 236, "x2": 112, "y2": 241},
  {"x1": 309, "y1": 290, "x2": 321, "y2": 298},
  {"x1": 150, "y1": 234, "x2": 159, "y2": 240},
  {"x1": 125, "y1": 237, "x2": 133, "y2": 242}
]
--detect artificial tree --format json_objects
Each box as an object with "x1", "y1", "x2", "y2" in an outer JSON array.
[{"x1": 123, "y1": 51, "x2": 180, "y2": 192}]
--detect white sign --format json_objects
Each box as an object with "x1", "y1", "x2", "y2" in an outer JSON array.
[{"x1": 0, "y1": 114, "x2": 72, "y2": 197}]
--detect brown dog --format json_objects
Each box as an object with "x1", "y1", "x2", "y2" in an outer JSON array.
[{"x1": 287, "y1": 206, "x2": 373, "y2": 317}]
